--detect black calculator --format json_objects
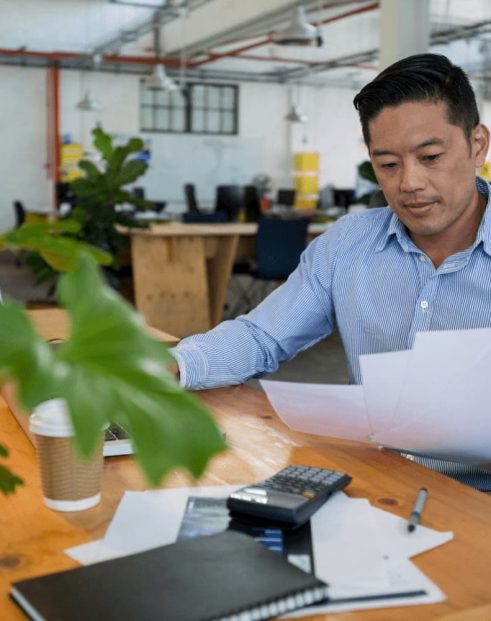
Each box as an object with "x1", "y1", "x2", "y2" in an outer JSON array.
[{"x1": 227, "y1": 464, "x2": 352, "y2": 528}]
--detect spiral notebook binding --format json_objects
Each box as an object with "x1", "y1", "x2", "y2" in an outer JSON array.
[{"x1": 217, "y1": 585, "x2": 330, "y2": 621}]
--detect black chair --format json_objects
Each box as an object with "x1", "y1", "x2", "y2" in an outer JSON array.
[
  {"x1": 243, "y1": 185, "x2": 261, "y2": 222},
  {"x1": 184, "y1": 183, "x2": 200, "y2": 213},
  {"x1": 215, "y1": 185, "x2": 243, "y2": 222},
  {"x1": 132, "y1": 187, "x2": 145, "y2": 200},
  {"x1": 182, "y1": 211, "x2": 228, "y2": 223},
  {"x1": 55, "y1": 182, "x2": 77, "y2": 211},
  {"x1": 333, "y1": 188, "x2": 355, "y2": 211},
  {"x1": 276, "y1": 189, "x2": 296, "y2": 208},
  {"x1": 13, "y1": 201, "x2": 26, "y2": 228},
  {"x1": 226, "y1": 216, "x2": 309, "y2": 317},
  {"x1": 255, "y1": 216, "x2": 309, "y2": 279}
]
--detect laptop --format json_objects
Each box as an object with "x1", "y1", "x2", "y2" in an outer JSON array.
[
  {"x1": 4, "y1": 383, "x2": 133, "y2": 457},
  {"x1": 8, "y1": 308, "x2": 181, "y2": 457}
]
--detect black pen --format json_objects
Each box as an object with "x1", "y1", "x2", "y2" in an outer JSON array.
[{"x1": 407, "y1": 487, "x2": 428, "y2": 532}]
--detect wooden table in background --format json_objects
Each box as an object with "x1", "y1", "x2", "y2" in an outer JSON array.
[
  {"x1": 128, "y1": 222, "x2": 330, "y2": 338},
  {"x1": 26, "y1": 307, "x2": 180, "y2": 345},
  {"x1": 3, "y1": 382, "x2": 491, "y2": 620}
]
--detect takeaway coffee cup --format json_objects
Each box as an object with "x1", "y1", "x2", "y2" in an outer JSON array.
[{"x1": 29, "y1": 399, "x2": 103, "y2": 512}]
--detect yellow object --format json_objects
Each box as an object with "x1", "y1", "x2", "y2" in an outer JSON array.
[
  {"x1": 293, "y1": 152, "x2": 319, "y2": 171},
  {"x1": 294, "y1": 176, "x2": 319, "y2": 194},
  {"x1": 60, "y1": 143, "x2": 84, "y2": 182},
  {"x1": 25, "y1": 212, "x2": 49, "y2": 224},
  {"x1": 480, "y1": 162, "x2": 491, "y2": 181},
  {"x1": 292, "y1": 152, "x2": 320, "y2": 210},
  {"x1": 294, "y1": 196, "x2": 318, "y2": 210}
]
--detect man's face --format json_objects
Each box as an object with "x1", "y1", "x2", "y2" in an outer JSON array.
[{"x1": 368, "y1": 100, "x2": 488, "y2": 249}]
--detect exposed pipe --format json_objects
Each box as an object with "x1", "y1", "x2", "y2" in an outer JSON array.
[
  {"x1": 0, "y1": 48, "x2": 181, "y2": 68},
  {"x1": 188, "y1": 1, "x2": 379, "y2": 69},
  {"x1": 46, "y1": 65, "x2": 60, "y2": 207}
]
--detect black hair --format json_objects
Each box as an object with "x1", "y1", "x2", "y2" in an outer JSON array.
[{"x1": 353, "y1": 53, "x2": 479, "y2": 146}]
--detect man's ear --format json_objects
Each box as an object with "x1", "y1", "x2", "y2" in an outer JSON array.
[{"x1": 473, "y1": 123, "x2": 490, "y2": 167}]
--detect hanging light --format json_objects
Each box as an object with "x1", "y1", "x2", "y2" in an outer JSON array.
[
  {"x1": 143, "y1": 21, "x2": 178, "y2": 91},
  {"x1": 143, "y1": 63, "x2": 178, "y2": 90},
  {"x1": 274, "y1": 5, "x2": 322, "y2": 47},
  {"x1": 285, "y1": 103, "x2": 308, "y2": 123},
  {"x1": 77, "y1": 89, "x2": 101, "y2": 111}
]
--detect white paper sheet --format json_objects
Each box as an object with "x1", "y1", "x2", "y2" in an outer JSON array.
[
  {"x1": 261, "y1": 329, "x2": 491, "y2": 464},
  {"x1": 66, "y1": 487, "x2": 452, "y2": 614},
  {"x1": 260, "y1": 380, "x2": 371, "y2": 442},
  {"x1": 286, "y1": 558, "x2": 446, "y2": 616},
  {"x1": 359, "y1": 349, "x2": 411, "y2": 434}
]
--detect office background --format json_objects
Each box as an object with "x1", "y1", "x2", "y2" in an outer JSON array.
[{"x1": 2, "y1": 0, "x2": 491, "y2": 232}]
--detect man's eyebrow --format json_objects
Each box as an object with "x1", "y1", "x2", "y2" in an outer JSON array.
[{"x1": 371, "y1": 138, "x2": 445, "y2": 158}]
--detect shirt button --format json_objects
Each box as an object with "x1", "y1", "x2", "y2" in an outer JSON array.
[
  {"x1": 420, "y1": 301, "x2": 429, "y2": 310},
  {"x1": 419, "y1": 255, "x2": 426, "y2": 262}
]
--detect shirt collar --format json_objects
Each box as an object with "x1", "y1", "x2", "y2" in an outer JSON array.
[{"x1": 375, "y1": 177, "x2": 491, "y2": 256}]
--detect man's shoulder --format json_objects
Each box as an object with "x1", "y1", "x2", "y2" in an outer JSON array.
[{"x1": 323, "y1": 206, "x2": 393, "y2": 244}]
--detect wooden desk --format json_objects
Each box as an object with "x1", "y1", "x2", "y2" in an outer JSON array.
[
  {"x1": 2, "y1": 383, "x2": 491, "y2": 620},
  {"x1": 129, "y1": 222, "x2": 330, "y2": 338},
  {"x1": 26, "y1": 307, "x2": 180, "y2": 346}
]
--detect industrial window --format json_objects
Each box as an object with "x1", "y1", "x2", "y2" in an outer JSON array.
[{"x1": 140, "y1": 82, "x2": 238, "y2": 135}]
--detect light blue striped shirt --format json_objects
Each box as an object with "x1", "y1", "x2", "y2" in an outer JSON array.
[{"x1": 174, "y1": 178, "x2": 491, "y2": 390}]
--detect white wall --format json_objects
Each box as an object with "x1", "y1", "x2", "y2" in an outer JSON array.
[
  {"x1": 0, "y1": 65, "x2": 364, "y2": 229},
  {"x1": 0, "y1": 66, "x2": 53, "y2": 230}
]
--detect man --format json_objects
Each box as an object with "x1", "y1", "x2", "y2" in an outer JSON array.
[{"x1": 173, "y1": 53, "x2": 491, "y2": 390}]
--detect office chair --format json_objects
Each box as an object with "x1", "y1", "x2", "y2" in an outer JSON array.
[
  {"x1": 182, "y1": 211, "x2": 228, "y2": 223},
  {"x1": 333, "y1": 188, "x2": 355, "y2": 211},
  {"x1": 13, "y1": 201, "x2": 26, "y2": 228},
  {"x1": 183, "y1": 183, "x2": 200, "y2": 213},
  {"x1": 255, "y1": 216, "x2": 309, "y2": 279},
  {"x1": 215, "y1": 185, "x2": 243, "y2": 222},
  {"x1": 55, "y1": 182, "x2": 77, "y2": 212},
  {"x1": 243, "y1": 185, "x2": 261, "y2": 222},
  {"x1": 276, "y1": 189, "x2": 296, "y2": 208},
  {"x1": 226, "y1": 216, "x2": 309, "y2": 317},
  {"x1": 132, "y1": 187, "x2": 145, "y2": 200}
]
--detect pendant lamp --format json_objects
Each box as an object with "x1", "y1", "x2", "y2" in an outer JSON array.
[
  {"x1": 274, "y1": 5, "x2": 322, "y2": 47},
  {"x1": 285, "y1": 103, "x2": 308, "y2": 123},
  {"x1": 143, "y1": 21, "x2": 178, "y2": 91},
  {"x1": 77, "y1": 89, "x2": 101, "y2": 111}
]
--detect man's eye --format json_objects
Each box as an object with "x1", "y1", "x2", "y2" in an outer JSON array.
[
  {"x1": 422, "y1": 153, "x2": 442, "y2": 162},
  {"x1": 380, "y1": 162, "x2": 397, "y2": 169}
]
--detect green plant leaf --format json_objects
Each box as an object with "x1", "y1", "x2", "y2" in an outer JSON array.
[
  {"x1": 1, "y1": 222, "x2": 113, "y2": 272},
  {"x1": 92, "y1": 127, "x2": 113, "y2": 161},
  {"x1": 113, "y1": 159, "x2": 148, "y2": 186},
  {"x1": 358, "y1": 160, "x2": 378, "y2": 183},
  {"x1": 126, "y1": 137, "x2": 144, "y2": 153},
  {"x1": 0, "y1": 302, "x2": 58, "y2": 406},
  {"x1": 51, "y1": 256, "x2": 226, "y2": 484},
  {"x1": 78, "y1": 160, "x2": 101, "y2": 179},
  {"x1": 0, "y1": 464, "x2": 24, "y2": 495}
]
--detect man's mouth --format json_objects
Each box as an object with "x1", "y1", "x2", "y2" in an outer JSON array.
[{"x1": 402, "y1": 200, "x2": 437, "y2": 214}]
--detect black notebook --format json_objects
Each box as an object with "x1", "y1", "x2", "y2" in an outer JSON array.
[{"x1": 11, "y1": 530, "x2": 329, "y2": 621}]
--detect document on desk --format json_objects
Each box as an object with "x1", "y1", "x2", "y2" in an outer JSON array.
[
  {"x1": 261, "y1": 327, "x2": 491, "y2": 463},
  {"x1": 66, "y1": 487, "x2": 452, "y2": 614}
]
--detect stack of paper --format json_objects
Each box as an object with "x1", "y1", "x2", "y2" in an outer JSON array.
[
  {"x1": 66, "y1": 486, "x2": 452, "y2": 615},
  {"x1": 261, "y1": 328, "x2": 491, "y2": 464}
]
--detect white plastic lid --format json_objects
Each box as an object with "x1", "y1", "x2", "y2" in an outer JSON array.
[{"x1": 29, "y1": 398, "x2": 74, "y2": 438}]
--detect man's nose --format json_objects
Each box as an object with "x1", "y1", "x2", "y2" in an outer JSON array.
[{"x1": 400, "y1": 161, "x2": 425, "y2": 194}]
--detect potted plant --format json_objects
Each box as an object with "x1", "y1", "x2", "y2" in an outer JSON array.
[
  {"x1": 0, "y1": 222, "x2": 226, "y2": 495},
  {"x1": 26, "y1": 127, "x2": 154, "y2": 293}
]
